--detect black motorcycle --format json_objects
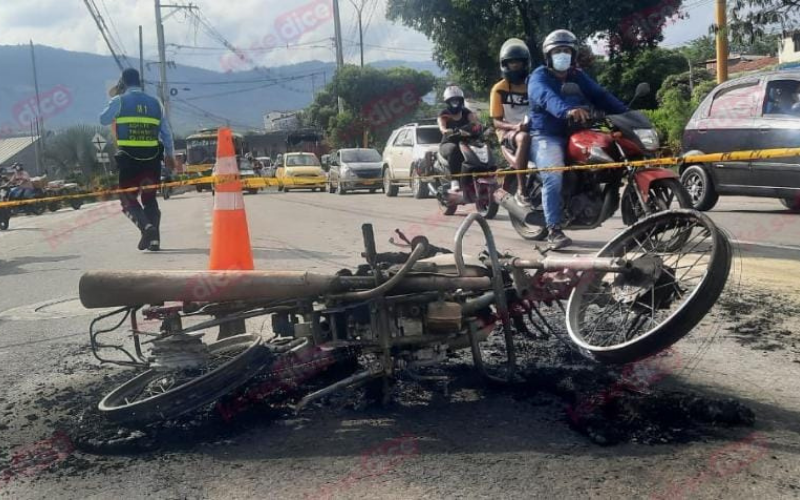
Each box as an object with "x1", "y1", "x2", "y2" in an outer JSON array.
[{"x1": 0, "y1": 184, "x2": 46, "y2": 230}]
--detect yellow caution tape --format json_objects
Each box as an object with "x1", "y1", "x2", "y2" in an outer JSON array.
[{"x1": 2, "y1": 146, "x2": 799, "y2": 209}]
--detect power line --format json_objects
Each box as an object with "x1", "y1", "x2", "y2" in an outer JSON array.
[
  {"x1": 172, "y1": 98, "x2": 263, "y2": 129},
  {"x1": 181, "y1": 72, "x2": 321, "y2": 100},
  {"x1": 178, "y1": 2, "x2": 311, "y2": 95}
]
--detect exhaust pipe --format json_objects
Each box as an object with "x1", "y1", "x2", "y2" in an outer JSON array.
[{"x1": 494, "y1": 188, "x2": 535, "y2": 222}]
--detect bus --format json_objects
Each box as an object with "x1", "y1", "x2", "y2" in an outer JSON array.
[{"x1": 185, "y1": 128, "x2": 249, "y2": 192}]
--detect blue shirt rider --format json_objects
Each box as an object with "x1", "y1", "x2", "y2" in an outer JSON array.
[{"x1": 527, "y1": 29, "x2": 628, "y2": 250}]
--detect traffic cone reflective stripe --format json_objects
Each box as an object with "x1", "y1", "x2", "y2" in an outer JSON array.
[
  {"x1": 214, "y1": 191, "x2": 245, "y2": 211},
  {"x1": 208, "y1": 127, "x2": 254, "y2": 271}
]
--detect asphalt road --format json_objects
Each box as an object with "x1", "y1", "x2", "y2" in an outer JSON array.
[{"x1": 1, "y1": 187, "x2": 799, "y2": 499}]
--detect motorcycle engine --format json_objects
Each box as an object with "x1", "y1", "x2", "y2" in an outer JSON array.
[{"x1": 567, "y1": 192, "x2": 604, "y2": 226}]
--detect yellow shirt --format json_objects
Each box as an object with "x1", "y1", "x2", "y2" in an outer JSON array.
[{"x1": 489, "y1": 79, "x2": 529, "y2": 140}]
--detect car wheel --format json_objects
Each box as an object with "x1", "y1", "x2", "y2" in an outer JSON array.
[
  {"x1": 780, "y1": 196, "x2": 800, "y2": 212},
  {"x1": 383, "y1": 168, "x2": 399, "y2": 197},
  {"x1": 680, "y1": 165, "x2": 719, "y2": 211}
]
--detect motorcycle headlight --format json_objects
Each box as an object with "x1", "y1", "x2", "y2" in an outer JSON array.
[
  {"x1": 475, "y1": 147, "x2": 489, "y2": 163},
  {"x1": 634, "y1": 129, "x2": 660, "y2": 151}
]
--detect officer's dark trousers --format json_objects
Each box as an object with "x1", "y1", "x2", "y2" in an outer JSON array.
[{"x1": 116, "y1": 154, "x2": 161, "y2": 238}]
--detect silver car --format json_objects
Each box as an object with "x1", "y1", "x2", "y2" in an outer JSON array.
[
  {"x1": 381, "y1": 122, "x2": 442, "y2": 197},
  {"x1": 327, "y1": 148, "x2": 384, "y2": 195}
]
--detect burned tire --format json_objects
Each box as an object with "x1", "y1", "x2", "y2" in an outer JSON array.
[
  {"x1": 566, "y1": 210, "x2": 731, "y2": 364},
  {"x1": 98, "y1": 334, "x2": 271, "y2": 425}
]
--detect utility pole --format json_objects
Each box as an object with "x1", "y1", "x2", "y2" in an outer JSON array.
[
  {"x1": 332, "y1": 0, "x2": 345, "y2": 114},
  {"x1": 348, "y1": 0, "x2": 365, "y2": 68},
  {"x1": 29, "y1": 41, "x2": 44, "y2": 174},
  {"x1": 715, "y1": 0, "x2": 729, "y2": 84},
  {"x1": 139, "y1": 26, "x2": 145, "y2": 91},
  {"x1": 155, "y1": 0, "x2": 170, "y2": 122},
  {"x1": 155, "y1": 2, "x2": 197, "y2": 130}
]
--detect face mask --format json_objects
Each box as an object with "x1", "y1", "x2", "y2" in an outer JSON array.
[
  {"x1": 448, "y1": 101, "x2": 463, "y2": 113},
  {"x1": 551, "y1": 53, "x2": 572, "y2": 72}
]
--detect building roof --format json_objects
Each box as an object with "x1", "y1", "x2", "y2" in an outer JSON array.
[
  {"x1": 0, "y1": 135, "x2": 39, "y2": 165},
  {"x1": 730, "y1": 56, "x2": 780, "y2": 74}
]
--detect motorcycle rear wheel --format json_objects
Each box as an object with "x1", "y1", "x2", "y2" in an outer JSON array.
[
  {"x1": 566, "y1": 209, "x2": 731, "y2": 364},
  {"x1": 98, "y1": 334, "x2": 270, "y2": 425}
]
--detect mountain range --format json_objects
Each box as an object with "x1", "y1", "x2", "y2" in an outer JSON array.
[{"x1": 0, "y1": 44, "x2": 443, "y2": 136}]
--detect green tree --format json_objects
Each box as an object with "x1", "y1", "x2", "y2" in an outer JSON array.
[
  {"x1": 681, "y1": 36, "x2": 717, "y2": 64},
  {"x1": 730, "y1": 0, "x2": 800, "y2": 42},
  {"x1": 307, "y1": 65, "x2": 437, "y2": 148},
  {"x1": 597, "y1": 48, "x2": 689, "y2": 109},
  {"x1": 43, "y1": 125, "x2": 116, "y2": 183},
  {"x1": 386, "y1": 0, "x2": 684, "y2": 93},
  {"x1": 681, "y1": 33, "x2": 781, "y2": 65}
]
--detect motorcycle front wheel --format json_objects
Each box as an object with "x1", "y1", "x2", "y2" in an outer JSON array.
[
  {"x1": 98, "y1": 334, "x2": 270, "y2": 425},
  {"x1": 565, "y1": 209, "x2": 731, "y2": 364}
]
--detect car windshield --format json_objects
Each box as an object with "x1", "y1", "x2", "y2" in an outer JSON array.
[
  {"x1": 286, "y1": 154, "x2": 320, "y2": 166},
  {"x1": 341, "y1": 149, "x2": 381, "y2": 163},
  {"x1": 416, "y1": 128, "x2": 442, "y2": 145}
]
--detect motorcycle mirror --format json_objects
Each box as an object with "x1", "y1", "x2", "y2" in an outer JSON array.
[
  {"x1": 629, "y1": 82, "x2": 651, "y2": 107},
  {"x1": 635, "y1": 82, "x2": 651, "y2": 98}
]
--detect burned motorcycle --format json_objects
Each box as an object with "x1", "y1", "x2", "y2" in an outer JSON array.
[
  {"x1": 80, "y1": 209, "x2": 731, "y2": 425},
  {"x1": 497, "y1": 83, "x2": 691, "y2": 242}
]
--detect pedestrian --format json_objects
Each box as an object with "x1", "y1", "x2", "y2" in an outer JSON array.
[{"x1": 100, "y1": 68, "x2": 175, "y2": 251}]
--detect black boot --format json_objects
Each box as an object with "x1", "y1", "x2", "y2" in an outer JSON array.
[
  {"x1": 144, "y1": 204, "x2": 161, "y2": 251},
  {"x1": 546, "y1": 226, "x2": 572, "y2": 251},
  {"x1": 123, "y1": 205, "x2": 155, "y2": 251}
]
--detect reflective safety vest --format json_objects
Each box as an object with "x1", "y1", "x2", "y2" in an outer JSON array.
[{"x1": 114, "y1": 91, "x2": 163, "y2": 161}]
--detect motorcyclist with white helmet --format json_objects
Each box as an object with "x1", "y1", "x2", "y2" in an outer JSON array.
[
  {"x1": 528, "y1": 29, "x2": 628, "y2": 250},
  {"x1": 6, "y1": 163, "x2": 34, "y2": 200},
  {"x1": 437, "y1": 85, "x2": 480, "y2": 192}
]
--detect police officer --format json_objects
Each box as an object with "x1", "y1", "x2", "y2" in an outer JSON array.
[{"x1": 100, "y1": 68, "x2": 175, "y2": 251}]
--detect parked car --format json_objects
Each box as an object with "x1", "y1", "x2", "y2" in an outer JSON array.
[
  {"x1": 680, "y1": 71, "x2": 800, "y2": 211},
  {"x1": 327, "y1": 148, "x2": 383, "y2": 195},
  {"x1": 276, "y1": 152, "x2": 326, "y2": 192},
  {"x1": 381, "y1": 121, "x2": 442, "y2": 197}
]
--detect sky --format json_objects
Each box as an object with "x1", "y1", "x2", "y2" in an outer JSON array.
[{"x1": 0, "y1": 0, "x2": 717, "y2": 72}]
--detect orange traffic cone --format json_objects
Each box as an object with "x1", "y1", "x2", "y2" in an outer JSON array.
[{"x1": 208, "y1": 127, "x2": 254, "y2": 271}]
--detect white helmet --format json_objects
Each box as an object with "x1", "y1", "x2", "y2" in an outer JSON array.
[{"x1": 443, "y1": 85, "x2": 465, "y2": 104}]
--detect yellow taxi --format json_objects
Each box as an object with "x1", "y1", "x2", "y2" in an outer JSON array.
[{"x1": 276, "y1": 152, "x2": 326, "y2": 192}]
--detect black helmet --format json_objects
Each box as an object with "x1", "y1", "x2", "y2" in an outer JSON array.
[
  {"x1": 542, "y1": 29, "x2": 578, "y2": 65},
  {"x1": 500, "y1": 38, "x2": 531, "y2": 85}
]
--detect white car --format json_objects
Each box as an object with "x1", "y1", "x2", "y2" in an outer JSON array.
[{"x1": 381, "y1": 122, "x2": 442, "y2": 197}]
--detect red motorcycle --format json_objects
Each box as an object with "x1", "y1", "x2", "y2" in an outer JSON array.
[{"x1": 496, "y1": 82, "x2": 691, "y2": 241}]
